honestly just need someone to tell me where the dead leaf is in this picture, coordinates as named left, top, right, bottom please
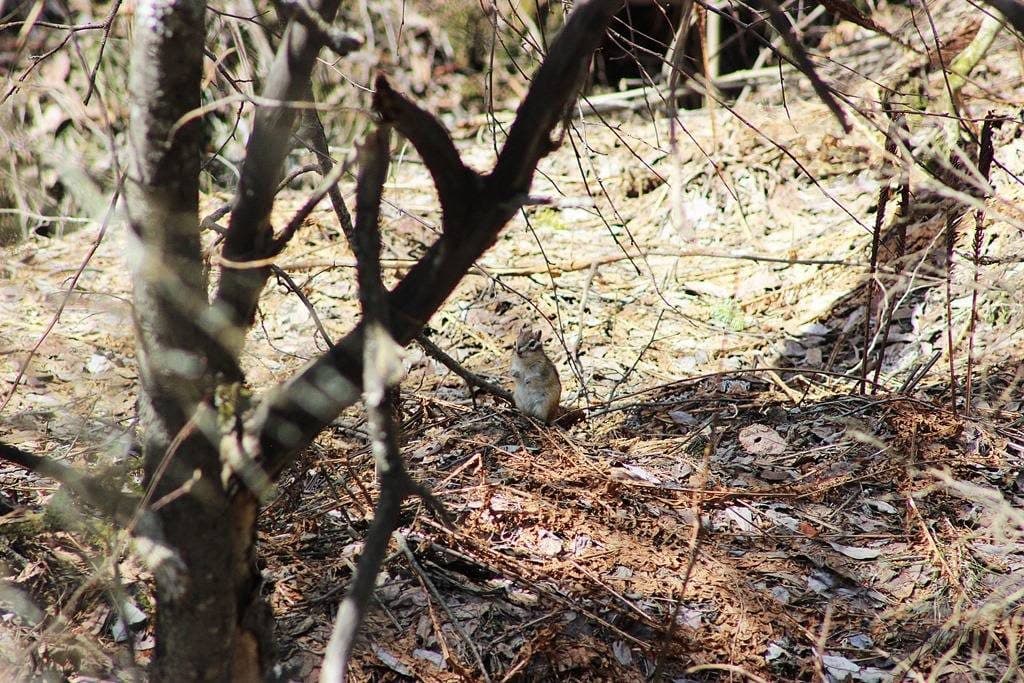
left=828, top=541, right=882, bottom=560
left=373, top=646, right=413, bottom=676
left=611, top=640, right=633, bottom=666
left=739, top=424, right=787, bottom=455
left=609, top=463, right=662, bottom=486
left=536, top=529, right=563, bottom=557
left=723, top=505, right=758, bottom=532
left=798, top=521, right=820, bottom=537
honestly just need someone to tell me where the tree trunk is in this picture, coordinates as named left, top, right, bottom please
left=125, top=1, right=270, bottom=679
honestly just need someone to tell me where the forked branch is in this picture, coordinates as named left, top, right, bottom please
left=215, top=0, right=343, bottom=332
left=373, top=77, right=479, bottom=222
left=250, top=0, right=624, bottom=480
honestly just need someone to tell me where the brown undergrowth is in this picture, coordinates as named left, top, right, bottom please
left=251, top=368, right=1021, bottom=680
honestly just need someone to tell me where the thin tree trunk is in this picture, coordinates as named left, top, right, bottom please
left=125, top=1, right=270, bottom=679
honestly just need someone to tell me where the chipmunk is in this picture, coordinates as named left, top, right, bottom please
left=510, top=328, right=561, bottom=423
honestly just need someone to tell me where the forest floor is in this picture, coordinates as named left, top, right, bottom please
left=3, top=2, right=1024, bottom=681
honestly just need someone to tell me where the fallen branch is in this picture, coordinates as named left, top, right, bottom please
left=416, top=333, right=514, bottom=404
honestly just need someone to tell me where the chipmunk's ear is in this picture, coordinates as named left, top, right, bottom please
left=531, top=330, right=541, bottom=342
left=515, top=328, right=531, bottom=351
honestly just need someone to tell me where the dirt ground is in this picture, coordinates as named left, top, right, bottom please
left=3, top=2, right=1024, bottom=681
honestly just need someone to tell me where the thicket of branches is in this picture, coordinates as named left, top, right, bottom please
left=2, top=0, right=625, bottom=679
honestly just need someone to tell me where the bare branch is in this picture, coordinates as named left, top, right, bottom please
left=267, top=151, right=348, bottom=255
left=0, top=441, right=138, bottom=523
left=320, top=125, right=450, bottom=683
left=815, top=0, right=893, bottom=38
left=250, top=0, right=623, bottom=481
left=0, top=441, right=186, bottom=596
left=297, top=104, right=356, bottom=242
left=278, top=0, right=362, bottom=57
left=270, top=265, right=335, bottom=346
left=416, top=332, right=514, bottom=404
left=318, top=453, right=405, bottom=683
left=397, top=534, right=491, bottom=681
left=276, top=162, right=321, bottom=193
left=278, top=0, right=362, bottom=55
left=491, top=0, right=624, bottom=191
left=758, top=0, right=851, bottom=133
left=215, top=0, right=343, bottom=335
left=980, top=0, right=1024, bottom=34
left=373, top=75, right=480, bottom=224
left=351, top=127, right=391, bottom=315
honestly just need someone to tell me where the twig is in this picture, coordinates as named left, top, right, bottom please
left=899, top=351, right=943, bottom=394
left=321, top=124, right=402, bottom=683
left=80, top=0, right=123, bottom=105
left=609, top=308, right=664, bottom=404
left=965, top=116, right=1001, bottom=414
left=268, top=152, right=348, bottom=255
left=763, top=368, right=802, bottom=405
left=812, top=602, right=833, bottom=682
left=2, top=18, right=82, bottom=105
left=297, top=97, right=356, bottom=243
left=860, top=115, right=901, bottom=394
left=944, top=213, right=960, bottom=414
left=870, top=120, right=913, bottom=395
left=417, top=523, right=654, bottom=652
left=280, top=249, right=867, bottom=276
left=415, top=333, right=514, bottom=404
left=201, top=202, right=232, bottom=231
left=0, top=441, right=138, bottom=524
left=276, top=162, right=322, bottom=193
left=270, top=265, right=335, bottom=347
left=907, top=494, right=965, bottom=598
left=759, top=0, right=851, bottom=133
left=397, top=535, right=491, bottom=682
left=684, top=663, right=768, bottom=682
left=585, top=367, right=895, bottom=420
left=0, top=441, right=186, bottom=594
left=651, top=424, right=713, bottom=679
